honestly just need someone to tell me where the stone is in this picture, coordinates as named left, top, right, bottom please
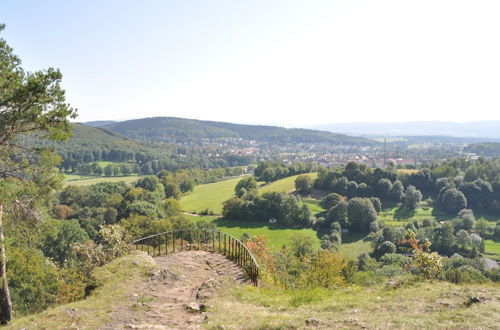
left=305, top=318, right=322, bottom=326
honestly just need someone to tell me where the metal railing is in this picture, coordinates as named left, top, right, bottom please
left=131, top=228, right=259, bottom=286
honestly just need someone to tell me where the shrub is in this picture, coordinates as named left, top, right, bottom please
left=379, top=253, right=412, bottom=267
left=295, top=174, right=313, bottom=195
left=373, top=241, right=396, bottom=259
left=7, top=247, right=60, bottom=315
left=320, top=193, right=343, bottom=210
left=357, top=253, right=378, bottom=271
left=484, top=268, right=500, bottom=282
left=375, top=264, right=404, bottom=278
left=297, top=250, right=346, bottom=288
left=443, top=266, right=488, bottom=284
left=369, top=197, right=382, bottom=214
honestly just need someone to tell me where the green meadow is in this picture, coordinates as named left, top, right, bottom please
left=259, top=172, right=318, bottom=193
left=180, top=177, right=243, bottom=214
left=180, top=173, right=319, bottom=215
left=185, top=214, right=321, bottom=252
left=63, top=175, right=141, bottom=187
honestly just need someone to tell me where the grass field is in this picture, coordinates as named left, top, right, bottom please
left=185, top=215, right=321, bottom=251
left=180, top=177, right=242, bottom=214
left=302, top=198, right=325, bottom=215
left=63, top=174, right=92, bottom=181
left=260, top=173, right=318, bottom=193
left=63, top=175, right=142, bottom=187
left=485, top=239, right=500, bottom=255
left=378, top=201, right=452, bottom=226
left=339, top=232, right=372, bottom=260
left=180, top=173, right=318, bottom=215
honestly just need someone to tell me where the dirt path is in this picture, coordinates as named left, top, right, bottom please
left=101, top=251, right=247, bottom=329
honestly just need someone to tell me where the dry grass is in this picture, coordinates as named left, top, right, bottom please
left=208, top=281, right=500, bottom=329
left=7, top=251, right=159, bottom=329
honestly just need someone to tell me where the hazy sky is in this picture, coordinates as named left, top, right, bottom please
left=2, top=0, right=500, bottom=127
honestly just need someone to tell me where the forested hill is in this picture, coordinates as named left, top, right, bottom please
left=101, top=117, right=377, bottom=145
left=25, top=123, right=143, bottom=153
left=465, top=142, right=500, bottom=157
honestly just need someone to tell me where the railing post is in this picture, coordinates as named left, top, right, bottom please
left=132, top=230, right=259, bottom=287
left=189, top=230, right=192, bottom=251
left=212, top=229, right=215, bottom=252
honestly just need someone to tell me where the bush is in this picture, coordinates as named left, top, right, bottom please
left=374, top=264, right=405, bottom=278
left=484, top=268, right=500, bottom=282
left=369, top=197, right=382, bottom=214
left=320, top=193, right=343, bottom=210
left=295, top=174, right=313, bottom=195
left=443, top=266, right=488, bottom=284
left=357, top=253, right=378, bottom=271
left=373, top=241, right=396, bottom=259
left=297, top=250, right=347, bottom=288
left=379, top=253, right=411, bottom=267
left=347, top=197, right=378, bottom=232
left=7, top=247, right=60, bottom=315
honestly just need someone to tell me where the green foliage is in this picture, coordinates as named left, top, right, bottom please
left=297, top=250, right=346, bottom=288
left=347, top=198, right=378, bottom=232
left=443, top=266, right=488, bottom=284
left=235, top=176, right=258, bottom=197
left=121, top=214, right=173, bottom=241
left=7, top=247, right=60, bottom=315
left=289, top=233, right=315, bottom=258
left=373, top=241, right=396, bottom=259
left=40, top=219, right=89, bottom=265
left=222, top=191, right=312, bottom=227
left=326, top=200, right=348, bottom=227
left=294, top=174, right=313, bottom=195
left=437, top=188, right=467, bottom=214
left=403, top=185, right=422, bottom=210
left=320, top=193, right=343, bottom=210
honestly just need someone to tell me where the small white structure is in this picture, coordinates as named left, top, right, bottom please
left=269, top=218, right=277, bottom=224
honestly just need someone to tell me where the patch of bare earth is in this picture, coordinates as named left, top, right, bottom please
left=101, top=250, right=247, bottom=329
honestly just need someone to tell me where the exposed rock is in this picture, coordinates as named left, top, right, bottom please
left=305, top=318, right=323, bottom=326
left=464, top=296, right=487, bottom=307
left=185, top=301, right=207, bottom=313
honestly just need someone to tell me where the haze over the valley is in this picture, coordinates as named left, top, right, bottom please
left=3, top=0, right=500, bottom=127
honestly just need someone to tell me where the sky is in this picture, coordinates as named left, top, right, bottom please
left=2, top=0, right=500, bottom=127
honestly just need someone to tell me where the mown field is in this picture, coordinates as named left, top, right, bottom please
left=180, top=173, right=318, bottom=214
left=185, top=214, right=321, bottom=252
left=259, top=172, right=318, bottom=193
left=180, top=177, right=243, bottom=214
left=63, top=175, right=141, bottom=187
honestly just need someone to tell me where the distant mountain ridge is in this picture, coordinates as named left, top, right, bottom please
left=313, top=121, right=500, bottom=139
left=100, top=117, right=377, bottom=145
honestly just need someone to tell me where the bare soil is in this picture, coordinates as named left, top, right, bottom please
left=101, top=250, right=247, bottom=329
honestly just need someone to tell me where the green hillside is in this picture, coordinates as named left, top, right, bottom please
left=20, top=123, right=143, bottom=153
left=104, top=117, right=378, bottom=145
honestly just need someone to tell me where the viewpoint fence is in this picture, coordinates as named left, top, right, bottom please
left=131, top=229, right=259, bottom=286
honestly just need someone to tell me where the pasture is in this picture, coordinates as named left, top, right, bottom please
left=184, top=214, right=321, bottom=252
left=180, top=177, right=242, bottom=214
left=180, top=173, right=318, bottom=215
left=259, top=172, right=318, bottom=193
left=63, top=175, right=141, bottom=187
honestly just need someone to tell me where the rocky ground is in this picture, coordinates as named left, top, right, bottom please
left=101, top=250, right=247, bottom=329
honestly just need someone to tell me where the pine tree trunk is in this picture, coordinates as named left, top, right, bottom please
left=0, top=204, right=12, bottom=324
